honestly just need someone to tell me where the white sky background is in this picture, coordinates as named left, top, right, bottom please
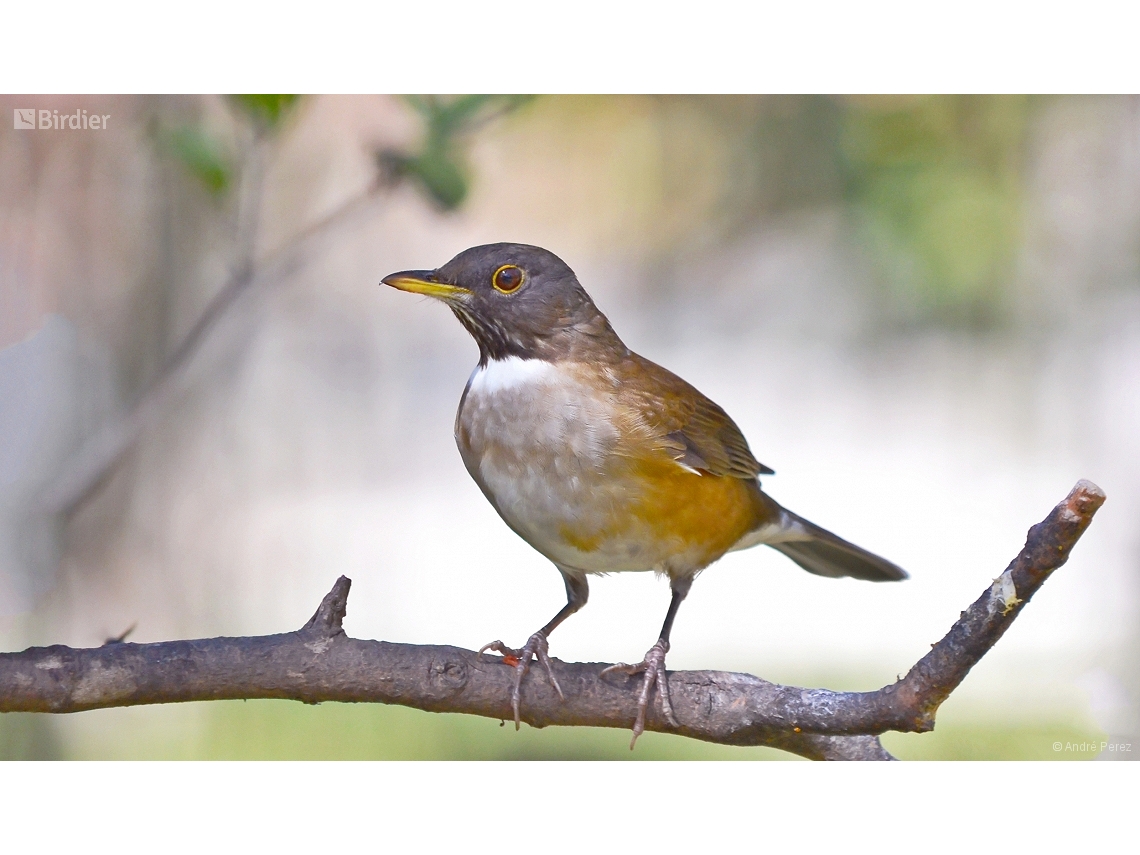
left=5, top=2, right=1140, bottom=94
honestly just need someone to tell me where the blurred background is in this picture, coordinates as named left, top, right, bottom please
left=0, top=94, right=1136, bottom=760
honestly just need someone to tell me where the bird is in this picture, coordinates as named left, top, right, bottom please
left=382, top=243, right=907, bottom=746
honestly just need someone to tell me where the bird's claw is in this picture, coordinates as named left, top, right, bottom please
left=601, top=638, right=678, bottom=748
left=478, top=631, right=564, bottom=728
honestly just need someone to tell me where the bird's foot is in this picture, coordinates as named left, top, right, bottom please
left=600, top=638, right=677, bottom=748
left=478, top=631, right=564, bottom=729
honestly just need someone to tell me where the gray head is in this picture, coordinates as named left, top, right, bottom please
left=382, top=243, right=622, bottom=364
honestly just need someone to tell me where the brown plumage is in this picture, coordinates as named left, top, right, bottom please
left=382, top=242, right=907, bottom=745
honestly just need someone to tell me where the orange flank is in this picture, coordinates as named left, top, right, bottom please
left=629, top=454, right=768, bottom=567
left=558, top=451, right=774, bottom=573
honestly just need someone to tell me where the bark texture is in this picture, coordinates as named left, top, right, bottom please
left=0, top=480, right=1106, bottom=760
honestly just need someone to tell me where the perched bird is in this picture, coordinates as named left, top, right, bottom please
left=382, top=243, right=907, bottom=745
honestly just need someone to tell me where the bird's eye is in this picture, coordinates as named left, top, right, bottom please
left=492, top=264, right=524, bottom=294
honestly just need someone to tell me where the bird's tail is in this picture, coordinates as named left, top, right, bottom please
left=735, top=494, right=908, bottom=582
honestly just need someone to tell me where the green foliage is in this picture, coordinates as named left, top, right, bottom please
left=229, top=94, right=301, bottom=132
left=379, top=95, right=535, bottom=210
left=839, top=96, right=1031, bottom=325
left=882, top=719, right=1107, bottom=761
left=161, top=125, right=234, bottom=196
left=44, top=700, right=794, bottom=760
left=155, top=96, right=301, bottom=197
left=18, top=698, right=1108, bottom=760
left=382, top=145, right=469, bottom=211
left=0, top=712, right=63, bottom=760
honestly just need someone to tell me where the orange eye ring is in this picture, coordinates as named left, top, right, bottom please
left=492, top=264, right=524, bottom=294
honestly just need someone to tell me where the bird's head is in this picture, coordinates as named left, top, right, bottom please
left=382, top=243, right=621, bottom=364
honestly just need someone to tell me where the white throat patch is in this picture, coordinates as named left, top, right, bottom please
left=468, top=356, right=556, bottom=395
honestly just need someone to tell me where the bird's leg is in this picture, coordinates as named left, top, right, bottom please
left=479, top=570, right=588, bottom=729
left=601, top=574, right=692, bottom=748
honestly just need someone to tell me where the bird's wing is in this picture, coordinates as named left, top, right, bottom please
left=618, top=354, right=774, bottom=479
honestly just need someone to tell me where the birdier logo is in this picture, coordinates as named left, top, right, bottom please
left=13, top=108, right=109, bottom=130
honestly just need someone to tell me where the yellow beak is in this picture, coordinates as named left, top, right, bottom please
left=381, top=270, right=472, bottom=302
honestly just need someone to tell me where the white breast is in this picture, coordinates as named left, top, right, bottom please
left=467, top=355, right=556, bottom=397
left=456, top=357, right=627, bottom=571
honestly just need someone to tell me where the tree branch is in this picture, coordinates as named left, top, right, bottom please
left=35, top=183, right=384, bottom=517
left=0, top=480, right=1105, bottom=760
